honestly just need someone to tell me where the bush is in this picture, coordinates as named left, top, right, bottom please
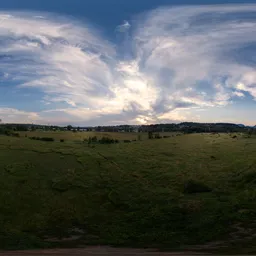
left=183, top=180, right=212, bottom=194
left=91, top=136, right=98, bottom=143
left=3, top=131, right=20, bottom=137
left=163, top=135, right=171, bottom=138
left=41, top=137, right=54, bottom=142
left=0, top=229, right=46, bottom=250
left=4, top=130, right=12, bottom=136
left=99, top=136, right=115, bottom=144
left=238, top=170, right=256, bottom=185
left=11, top=132, right=20, bottom=137
left=98, top=137, right=119, bottom=144
left=60, top=139, right=65, bottom=143
left=29, top=137, right=37, bottom=140
left=87, top=136, right=98, bottom=146
left=148, top=132, right=153, bottom=139
left=29, top=137, right=54, bottom=142
left=123, top=140, right=131, bottom=143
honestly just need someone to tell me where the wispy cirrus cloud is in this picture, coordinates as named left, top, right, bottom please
left=132, top=5, right=256, bottom=114
left=0, top=5, right=255, bottom=125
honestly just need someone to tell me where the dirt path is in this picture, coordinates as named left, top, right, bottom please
left=0, top=247, right=210, bottom=256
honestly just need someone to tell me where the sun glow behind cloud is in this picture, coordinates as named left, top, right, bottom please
left=0, top=5, right=255, bottom=125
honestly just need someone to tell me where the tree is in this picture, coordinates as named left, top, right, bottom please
left=67, top=125, right=72, bottom=131
left=16, top=125, right=28, bottom=131
left=148, top=131, right=153, bottom=139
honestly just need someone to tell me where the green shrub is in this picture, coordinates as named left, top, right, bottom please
left=148, top=131, right=153, bottom=139
left=41, top=137, right=54, bottom=142
left=4, top=130, right=12, bottom=136
left=183, top=180, right=212, bottom=194
left=29, top=137, right=54, bottom=142
left=60, top=139, right=65, bottom=142
left=0, top=229, right=46, bottom=250
left=11, top=132, right=20, bottom=137
left=91, top=136, right=98, bottom=142
left=238, top=171, right=256, bottom=185
left=99, top=136, right=114, bottom=144
left=96, top=137, right=119, bottom=144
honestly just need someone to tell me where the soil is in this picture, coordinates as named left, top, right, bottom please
left=0, top=246, right=210, bottom=256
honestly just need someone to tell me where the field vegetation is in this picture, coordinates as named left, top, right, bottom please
left=0, top=131, right=255, bottom=254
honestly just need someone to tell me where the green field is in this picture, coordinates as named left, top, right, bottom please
left=0, top=132, right=256, bottom=253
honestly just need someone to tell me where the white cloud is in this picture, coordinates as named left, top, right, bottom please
left=132, top=5, right=256, bottom=108
left=233, top=91, right=245, bottom=98
left=0, top=108, right=39, bottom=123
left=236, top=83, right=247, bottom=91
left=0, top=5, right=255, bottom=125
left=115, top=20, right=131, bottom=33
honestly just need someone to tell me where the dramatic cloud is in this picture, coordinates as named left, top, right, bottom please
left=132, top=5, right=256, bottom=113
left=0, top=5, right=255, bottom=125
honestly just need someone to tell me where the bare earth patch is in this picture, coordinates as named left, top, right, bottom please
left=0, top=247, right=209, bottom=256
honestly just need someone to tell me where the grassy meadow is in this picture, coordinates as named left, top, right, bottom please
left=0, top=131, right=256, bottom=253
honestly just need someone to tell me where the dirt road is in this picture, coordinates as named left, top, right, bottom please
left=0, top=247, right=210, bottom=256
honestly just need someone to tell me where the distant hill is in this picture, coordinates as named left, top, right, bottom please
left=1, top=122, right=254, bottom=134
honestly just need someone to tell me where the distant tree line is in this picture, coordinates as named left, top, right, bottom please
left=139, top=123, right=254, bottom=133
left=0, top=122, right=255, bottom=135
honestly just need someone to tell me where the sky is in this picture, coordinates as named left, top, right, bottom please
left=0, top=0, right=255, bottom=126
